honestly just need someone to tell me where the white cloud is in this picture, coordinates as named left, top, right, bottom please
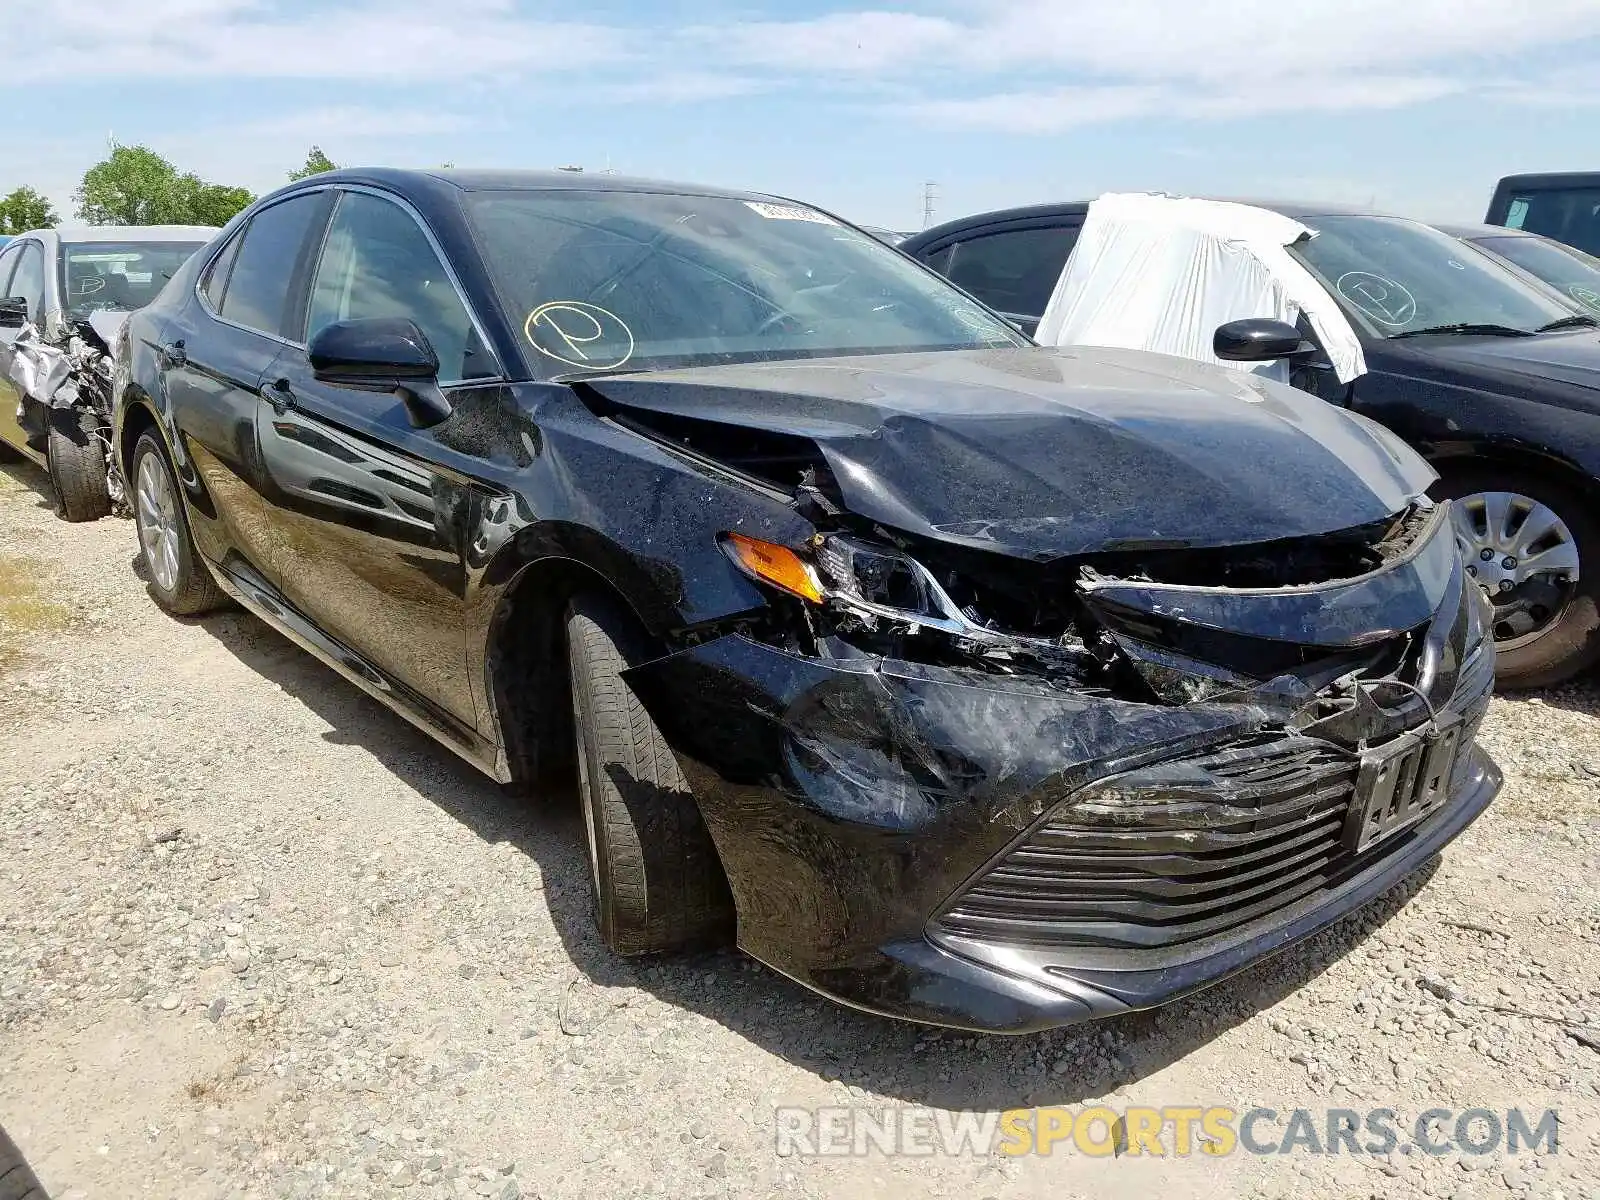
left=3, top=0, right=1596, bottom=142
left=906, top=74, right=1468, bottom=133
left=10, top=0, right=625, bottom=82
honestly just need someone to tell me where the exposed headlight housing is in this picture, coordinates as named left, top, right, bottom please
left=721, top=531, right=1065, bottom=654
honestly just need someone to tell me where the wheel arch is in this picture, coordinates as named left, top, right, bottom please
left=482, top=552, right=666, bottom=792
left=1426, top=438, right=1600, bottom=507
left=117, top=390, right=162, bottom=483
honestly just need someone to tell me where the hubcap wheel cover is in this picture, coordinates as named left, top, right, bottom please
left=135, top=452, right=182, bottom=594
left=1451, top=490, right=1579, bottom=648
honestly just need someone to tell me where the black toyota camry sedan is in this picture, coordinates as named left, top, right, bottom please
left=114, top=170, right=1499, bottom=1032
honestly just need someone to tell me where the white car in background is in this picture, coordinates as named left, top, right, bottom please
left=0, top=225, right=216, bottom=520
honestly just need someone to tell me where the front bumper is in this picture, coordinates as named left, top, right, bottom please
left=626, top=629, right=1499, bottom=1034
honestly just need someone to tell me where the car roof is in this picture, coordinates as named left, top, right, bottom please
left=1433, top=221, right=1535, bottom=240
left=1494, top=172, right=1600, bottom=191
left=280, top=166, right=788, bottom=206
left=904, top=196, right=1422, bottom=249
left=13, top=225, right=220, bottom=244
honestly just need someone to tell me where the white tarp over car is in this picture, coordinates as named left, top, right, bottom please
left=1035, top=193, right=1366, bottom=385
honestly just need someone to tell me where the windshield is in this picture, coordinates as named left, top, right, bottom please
left=1290, top=215, right=1574, bottom=337
left=1473, top=234, right=1600, bottom=316
left=464, top=189, right=1026, bottom=377
left=62, top=241, right=206, bottom=316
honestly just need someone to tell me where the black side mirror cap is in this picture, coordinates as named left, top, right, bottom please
left=308, top=317, right=452, bottom=428
left=1213, top=317, right=1319, bottom=362
left=309, top=317, right=440, bottom=383
left=0, top=296, right=29, bottom=328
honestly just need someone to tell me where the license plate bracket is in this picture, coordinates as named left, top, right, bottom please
left=1343, top=717, right=1462, bottom=854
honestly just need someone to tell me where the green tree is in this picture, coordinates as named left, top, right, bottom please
left=171, top=177, right=255, bottom=226
left=73, top=144, right=255, bottom=227
left=0, top=186, right=58, bottom=234
left=288, top=146, right=339, bottom=181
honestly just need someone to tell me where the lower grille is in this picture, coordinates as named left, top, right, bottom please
left=933, top=726, right=1460, bottom=952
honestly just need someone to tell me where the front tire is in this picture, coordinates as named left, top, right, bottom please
left=1435, top=465, right=1600, bottom=688
left=46, top=409, right=111, bottom=523
left=130, top=430, right=228, bottom=617
left=565, top=593, right=733, bottom=954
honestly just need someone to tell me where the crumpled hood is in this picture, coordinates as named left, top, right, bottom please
left=584, top=347, right=1435, bottom=558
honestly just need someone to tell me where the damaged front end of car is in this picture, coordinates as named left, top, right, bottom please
left=8, top=313, right=125, bottom=509
left=556, top=350, right=1497, bottom=1031
left=615, top=448, right=1495, bottom=1033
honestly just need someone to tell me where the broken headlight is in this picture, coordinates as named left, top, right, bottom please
left=725, top=531, right=958, bottom=628
left=722, top=531, right=1051, bottom=653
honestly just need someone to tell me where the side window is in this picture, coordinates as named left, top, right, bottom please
left=1511, top=189, right=1600, bottom=257
left=9, top=243, right=46, bottom=323
left=945, top=226, right=1079, bottom=319
left=219, top=193, right=328, bottom=339
left=307, top=192, right=493, bottom=382
left=0, top=244, right=22, bottom=299
left=201, top=231, right=243, bottom=310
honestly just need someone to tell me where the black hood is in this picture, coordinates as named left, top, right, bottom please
left=583, top=347, right=1433, bottom=559
left=1370, top=328, right=1600, bottom=407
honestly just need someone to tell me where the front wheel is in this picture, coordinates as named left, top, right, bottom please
left=130, top=430, right=228, bottom=617
left=1435, top=466, right=1600, bottom=688
left=565, top=593, right=733, bottom=954
left=46, top=409, right=111, bottom=522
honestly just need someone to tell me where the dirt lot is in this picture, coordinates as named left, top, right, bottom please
left=2, top=455, right=1599, bottom=1200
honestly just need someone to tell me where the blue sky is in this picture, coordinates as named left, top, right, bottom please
left=8, top=0, right=1600, bottom=231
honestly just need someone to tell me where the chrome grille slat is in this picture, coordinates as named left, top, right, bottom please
left=935, top=701, right=1485, bottom=951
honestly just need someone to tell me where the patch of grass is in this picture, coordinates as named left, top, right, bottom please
left=0, top=553, right=76, bottom=672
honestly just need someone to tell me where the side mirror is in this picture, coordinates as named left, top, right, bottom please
left=309, top=317, right=440, bottom=381
left=0, top=296, right=29, bottom=328
left=1214, top=317, right=1318, bottom=362
left=308, top=317, right=451, bottom=427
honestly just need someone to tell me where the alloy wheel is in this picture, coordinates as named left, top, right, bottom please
left=1451, top=490, right=1579, bottom=647
left=136, top=452, right=182, bottom=594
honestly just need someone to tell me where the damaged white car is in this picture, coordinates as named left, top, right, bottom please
left=0, top=226, right=216, bottom=520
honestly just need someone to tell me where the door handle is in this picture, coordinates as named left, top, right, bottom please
left=265, top=377, right=294, bottom=416
left=156, top=339, right=186, bottom=369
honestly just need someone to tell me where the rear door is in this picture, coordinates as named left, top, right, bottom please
left=253, top=186, right=504, bottom=726
left=912, top=220, right=1082, bottom=334
left=155, top=189, right=334, bottom=585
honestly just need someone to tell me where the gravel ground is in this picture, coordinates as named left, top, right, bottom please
left=2, top=456, right=1599, bottom=1200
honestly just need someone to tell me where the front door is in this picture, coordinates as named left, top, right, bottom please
left=253, top=187, right=504, bottom=729
left=0, top=240, right=47, bottom=461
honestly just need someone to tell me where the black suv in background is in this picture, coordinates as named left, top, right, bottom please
left=1487, top=173, right=1600, bottom=256
left=903, top=201, right=1600, bottom=688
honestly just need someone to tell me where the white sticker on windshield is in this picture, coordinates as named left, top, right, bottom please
left=69, top=252, right=143, bottom=263
left=745, top=201, right=835, bottom=224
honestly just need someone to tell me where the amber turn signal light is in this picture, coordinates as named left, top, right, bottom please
left=722, top=533, right=824, bottom=604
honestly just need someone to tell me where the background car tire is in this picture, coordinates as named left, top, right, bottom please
left=0, top=1124, right=48, bottom=1200
left=565, top=593, right=733, bottom=955
left=1435, top=465, right=1600, bottom=688
left=130, top=430, right=229, bottom=617
left=45, top=409, right=111, bottom=523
